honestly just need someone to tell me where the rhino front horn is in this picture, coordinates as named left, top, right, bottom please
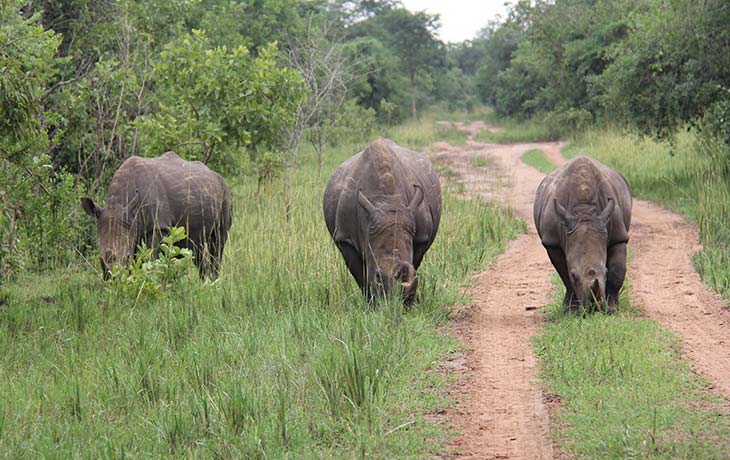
left=591, top=278, right=601, bottom=299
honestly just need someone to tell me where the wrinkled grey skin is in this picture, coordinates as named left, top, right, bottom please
left=323, top=138, right=442, bottom=303
left=81, top=152, right=232, bottom=279
left=534, top=155, right=632, bottom=312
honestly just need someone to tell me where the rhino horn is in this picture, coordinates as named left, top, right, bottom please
left=591, top=278, right=602, bottom=300
left=598, top=198, right=615, bottom=224
left=553, top=199, right=575, bottom=224
left=407, top=185, right=424, bottom=212
left=357, top=190, right=378, bottom=215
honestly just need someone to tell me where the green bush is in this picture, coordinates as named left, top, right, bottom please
left=135, top=31, right=305, bottom=171
left=540, top=108, right=594, bottom=139
left=108, top=227, right=195, bottom=300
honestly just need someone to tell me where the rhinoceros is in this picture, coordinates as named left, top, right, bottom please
left=533, top=154, right=632, bottom=312
left=323, top=138, right=442, bottom=303
left=81, top=152, right=232, bottom=279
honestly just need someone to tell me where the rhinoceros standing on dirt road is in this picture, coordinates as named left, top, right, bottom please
left=533, top=154, right=632, bottom=312
left=323, top=138, right=442, bottom=303
left=81, top=152, right=232, bottom=279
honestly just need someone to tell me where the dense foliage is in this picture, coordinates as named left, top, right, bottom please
left=469, top=0, right=730, bottom=144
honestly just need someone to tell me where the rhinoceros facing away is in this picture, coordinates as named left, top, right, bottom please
left=323, top=138, right=442, bottom=303
left=533, top=154, right=632, bottom=312
left=81, top=152, right=232, bottom=279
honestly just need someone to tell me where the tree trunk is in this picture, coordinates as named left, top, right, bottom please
left=409, top=69, right=417, bottom=120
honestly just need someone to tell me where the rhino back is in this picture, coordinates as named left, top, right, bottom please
left=109, top=153, right=230, bottom=241
left=534, top=155, right=631, bottom=248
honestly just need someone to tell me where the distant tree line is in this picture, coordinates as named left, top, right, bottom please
left=457, top=0, right=730, bottom=145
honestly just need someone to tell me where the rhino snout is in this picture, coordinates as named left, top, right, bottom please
left=590, top=278, right=603, bottom=300
left=100, top=248, right=132, bottom=277
left=394, top=262, right=415, bottom=282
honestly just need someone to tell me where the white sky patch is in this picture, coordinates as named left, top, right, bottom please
left=400, top=0, right=515, bottom=43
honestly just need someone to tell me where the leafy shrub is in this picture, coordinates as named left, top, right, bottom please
left=135, top=31, right=305, bottom=171
left=108, top=227, right=195, bottom=300
left=540, top=108, right=594, bottom=139
left=325, top=99, right=378, bottom=146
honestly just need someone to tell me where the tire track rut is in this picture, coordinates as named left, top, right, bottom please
left=432, top=138, right=563, bottom=459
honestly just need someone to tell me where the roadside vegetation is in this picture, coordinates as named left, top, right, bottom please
left=385, top=113, right=468, bottom=150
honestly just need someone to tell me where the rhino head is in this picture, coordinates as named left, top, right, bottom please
left=81, top=192, right=140, bottom=278
left=357, top=185, right=423, bottom=304
left=554, top=197, right=615, bottom=310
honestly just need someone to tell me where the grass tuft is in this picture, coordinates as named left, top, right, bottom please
left=385, top=114, right=467, bottom=150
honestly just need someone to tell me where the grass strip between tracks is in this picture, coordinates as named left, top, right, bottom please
left=533, top=277, right=730, bottom=459
left=521, top=148, right=557, bottom=174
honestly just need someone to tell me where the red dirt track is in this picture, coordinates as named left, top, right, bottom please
left=430, top=122, right=730, bottom=459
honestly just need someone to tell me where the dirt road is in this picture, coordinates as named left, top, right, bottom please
left=430, top=122, right=730, bottom=459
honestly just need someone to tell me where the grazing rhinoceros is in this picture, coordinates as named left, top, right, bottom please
left=81, top=152, right=232, bottom=279
left=323, top=138, right=442, bottom=303
left=533, top=154, right=632, bottom=312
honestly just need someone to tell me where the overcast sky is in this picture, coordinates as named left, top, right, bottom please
left=400, top=0, right=515, bottom=43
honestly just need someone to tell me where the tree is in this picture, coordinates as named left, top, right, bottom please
left=597, top=0, right=730, bottom=141
left=1, top=1, right=85, bottom=274
left=378, top=8, right=442, bottom=119
left=286, top=16, right=354, bottom=180
left=136, top=30, right=304, bottom=171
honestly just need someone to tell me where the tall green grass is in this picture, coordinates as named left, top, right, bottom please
left=566, top=129, right=730, bottom=301
left=533, top=275, right=730, bottom=459
left=535, top=278, right=730, bottom=458
left=385, top=113, right=467, bottom=149
left=0, top=141, right=523, bottom=458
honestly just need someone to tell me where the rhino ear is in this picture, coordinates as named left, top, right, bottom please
left=553, top=199, right=575, bottom=228
left=81, top=197, right=101, bottom=219
left=357, top=190, right=378, bottom=215
left=598, top=198, right=615, bottom=225
left=407, top=185, right=424, bottom=212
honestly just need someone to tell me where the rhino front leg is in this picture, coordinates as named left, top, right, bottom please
left=546, top=246, right=578, bottom=311
left=605, top=242, right=627, bottom=312
left=337, top=242, right=365, bottom=293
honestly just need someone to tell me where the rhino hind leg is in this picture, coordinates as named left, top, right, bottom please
left=206, top=224, right=228, bottom=280
left=605, top=243, right=627, bottom=312
left=546, top=247, right=579, bottom=311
